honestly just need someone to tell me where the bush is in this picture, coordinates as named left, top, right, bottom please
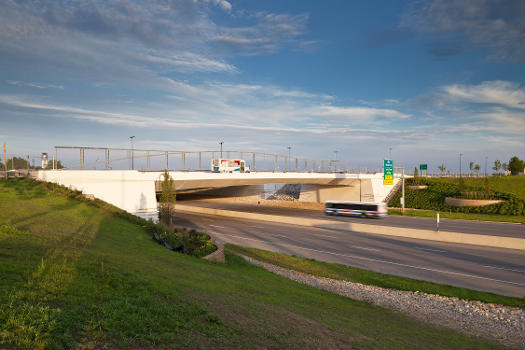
left=388, top=178, right=525, bottom=216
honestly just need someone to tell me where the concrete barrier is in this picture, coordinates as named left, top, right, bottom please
left=175, top=204, right=525, bottom=251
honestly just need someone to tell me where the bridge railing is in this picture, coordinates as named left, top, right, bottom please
left=51, top=146, right=353, bottom=173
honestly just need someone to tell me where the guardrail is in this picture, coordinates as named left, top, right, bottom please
left=52, top=146, right=355, bottom=173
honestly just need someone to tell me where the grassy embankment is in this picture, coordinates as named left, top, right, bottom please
left=388, top=176, right=525, bottom=223
left=227, top=245, right=525, bottom=308
left=0, top=179, right=514, bottom=349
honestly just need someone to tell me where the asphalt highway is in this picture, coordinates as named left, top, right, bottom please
left=173, top=208, right=525, bottom=297
left=181, top=200, right=524, bottom=238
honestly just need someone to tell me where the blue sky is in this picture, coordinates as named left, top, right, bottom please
left=0, top=0, right=523, bottom=171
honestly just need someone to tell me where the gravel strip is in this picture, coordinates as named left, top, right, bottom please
left=241, top=255, right=525, bottom=348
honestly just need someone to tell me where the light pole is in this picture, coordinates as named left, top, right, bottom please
left=287, top=146, right=291, bottom=172
left=459, top=153, right=463, bottom=178
left=219, top=141, right=224, bottom=158
left=129, top=136, right=135, bottom=170
left=389, top=147, right=392, bottom=159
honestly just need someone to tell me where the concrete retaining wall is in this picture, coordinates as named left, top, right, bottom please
left=175, top=204, right=525, bottom=251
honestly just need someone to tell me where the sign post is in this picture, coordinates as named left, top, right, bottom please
left=2, top=143, right=6, bottom=178
left=384, top=159, right=394, bottom=185
left=420, top=163, right=428, bottom=176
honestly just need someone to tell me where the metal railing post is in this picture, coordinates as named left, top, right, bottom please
left=295, top=158, right=298, bottom=172
left=146, top=151, right=150, bottom=170
left=274, top=155, right=277, bottom=172
left=165, top=152, right=168, bottom=170
left=182, top=152, right=185, bottom=169
left=252, top=153, right=256, bottom=171
left=198, top=152, right=202, bottom=169
left=402, top=167, right=405, bottom=214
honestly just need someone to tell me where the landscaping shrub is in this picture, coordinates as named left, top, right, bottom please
left=388, top=178, right=525, bottom=216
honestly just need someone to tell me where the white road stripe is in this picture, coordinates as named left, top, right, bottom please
left=414, top=247, right=447, bottom=253
left=270, top=233, right=289, bottom=238
left=209, top=224, right=225, bottom=229
left=351, top=245, right=381, bottom=252
left=483, top=265, right=524, bottom=273
left=216, top=232, right=524, bottom=287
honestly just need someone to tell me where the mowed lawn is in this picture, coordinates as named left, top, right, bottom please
left=0, top=179, right=510, bottom=349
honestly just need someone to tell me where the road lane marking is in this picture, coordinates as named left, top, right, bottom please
left=249, top=225, right=266, bottom=229
left=414, top=247, right=447, bottom=253
left=215, top=232, right=524, bottom=287
left=483, top=265, right=524, bottom=273
left=351, top=245, right=381, bottom=252
left=270, top=233, right=289, bottom=238
left=209, top=224, right=225, bottom=229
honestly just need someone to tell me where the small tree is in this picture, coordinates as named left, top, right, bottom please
left=474, top=164, right=480, bottom=176
left=469, top=161, right=474, bottom=175
left=502, top=162, right=509, bottom=175
left=413, top=167, right=419, bottom=184
left=492, top=160, right=501, bottom=174
left=437, top=164, right=446, bottom=174
left=160, top=170, right=176, bottom=228
left=508, top=156, right=525, bottom=176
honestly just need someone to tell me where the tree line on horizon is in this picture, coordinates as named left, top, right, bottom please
left=0, top=156, right=64, bottom=171
left=416, top=155, right=525, bottom=177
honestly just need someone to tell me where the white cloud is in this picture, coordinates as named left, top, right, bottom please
left=317, top=106, right=410, bottom=120
left=213, top=12, right=309, bottom=54
left=6, top=80, right=64, bottom=90
left=401, top=0, right=524, bottom=61
left=442, top=81, right=524, bottom=109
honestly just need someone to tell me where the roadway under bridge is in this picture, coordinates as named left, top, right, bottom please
left=34, top=170, right=401, bottom=219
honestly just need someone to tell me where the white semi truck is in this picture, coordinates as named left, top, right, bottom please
left=211, top=159, right=250, bottom=173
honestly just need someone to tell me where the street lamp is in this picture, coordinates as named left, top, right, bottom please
left=219, top=141, right=224, bottom=158
left=287, top=146, right=291, bottom=172
left=129, top=136, right=135, bottom=170
left=459, top=153, right=463, bottom=177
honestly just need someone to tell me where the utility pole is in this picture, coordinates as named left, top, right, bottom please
left=129, top=136, right=135, bottom=170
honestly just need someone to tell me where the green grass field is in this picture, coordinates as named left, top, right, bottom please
left=436, top=176, right=525, bottom=200
left=227, top=245, right=525, bottom=308
left=388, top=176, right=525, bottom=222
left=0, top=179, right=513, bottom=349
left=388, top=208, right=525, bottom=224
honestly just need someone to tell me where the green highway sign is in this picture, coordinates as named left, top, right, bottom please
left=384, top=159, right=393, bottom=185
left=420, top=164, right=427, bottom=171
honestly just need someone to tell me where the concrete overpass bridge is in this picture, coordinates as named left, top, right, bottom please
left=34, top=146, right=402, bottom=219
left=34, top=170, right=401, bottom=219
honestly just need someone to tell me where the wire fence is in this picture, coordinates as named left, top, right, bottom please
left=51, top=146, right=356, bottom=173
